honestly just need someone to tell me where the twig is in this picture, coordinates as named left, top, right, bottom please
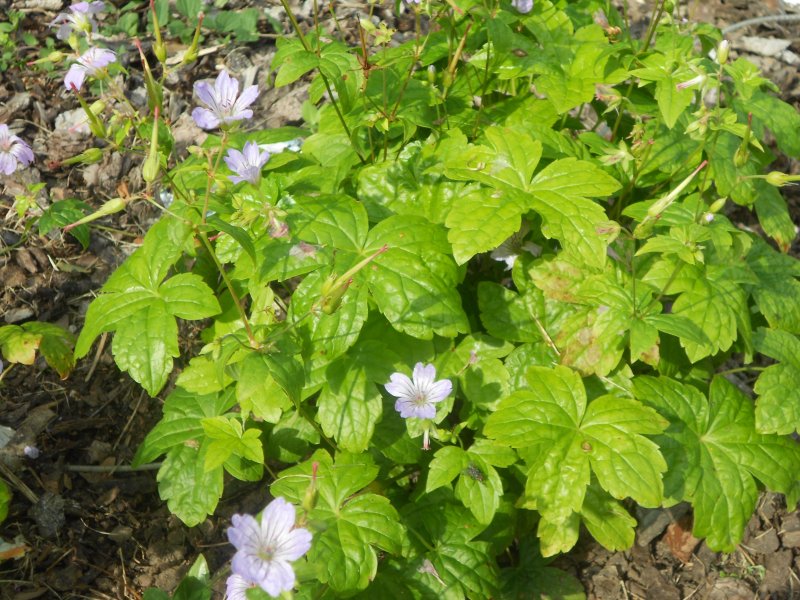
left=65, top=462, right=162, bottom=473
left=84, top=331, right=107, bottom=383
left=0, top=461, right=38, bottom=503
left=722, top=13, right=800, bottom=34
left=112, top=390, right=146, bottom=451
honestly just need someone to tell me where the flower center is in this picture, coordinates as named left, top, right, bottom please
left=414, top=392, right=427, bottom=406
left=257, top=545, right=276, bottom=562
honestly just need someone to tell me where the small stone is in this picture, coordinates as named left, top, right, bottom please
left=745, top=528, right=779, bottom=554
left=780, top=529, right=800, bottom=548
left=30, top=492, right=65, bottom=538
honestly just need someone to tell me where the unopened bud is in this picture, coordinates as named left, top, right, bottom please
left=28, top=50, right=66, bottom=66
left=150, top=0, right=167, bottom=65
left=765, top=171, right=800, bottom=187
left=427, top=64, right=436, bottom=85
left=733, top=143, right=750, bottom=168
left=62, top=147, right=104, bottom=165
left=182, top=13, right=205, bottom=65
left=708, top=197, right=727, bottom=214
left=63, top=197, right=129, bottom=231
left=301, top=462, right=319, bottom=513
left=89, top=100, right=106, bottom=116
left=320, top=276, right=352, bottom=315
left=142, top=108, right=160, bottom=183
left=717, top=40, right=729, bottom=65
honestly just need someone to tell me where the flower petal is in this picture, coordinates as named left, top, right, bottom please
left=226, top=574, right=255, bottom=600
left=276, top=527, right=312, bottom=562
left=426, top=379, right=452, bottom=403
left=385, top=372, right=415, bottom=400
left=412, top=363, right=437, bottom=387
left=0, top=154, right=16, bottom=175
left=227, top=513, right=261, bottom=551
left=64, top=64, right=87, bottom=90
left=260, top=497, right=296, bottom=543
left=192, top=107, right=220, bottom=130
left=258, top=560, right=296, bottom=597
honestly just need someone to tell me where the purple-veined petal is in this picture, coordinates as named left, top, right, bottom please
left=228, top=513, right=262, bottom=551
left=427, top=379, right=452, bottom=403
left=192, top=107, right=220, bottom=130
left=0, top=154, right=15, bottom=175
left=277, top=527, right=313, bottom=562
left=64, top=64, right=87, bottom=90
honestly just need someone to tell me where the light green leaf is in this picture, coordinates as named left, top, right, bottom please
left=312, top=519, right=377, bottom=592
left=427, top=446, right=468, bottom=493
left=747, top=239, right=800, bottom=334
left=454, top=455, right=502, bottom=525
left=753, top=328, right=800, bottom=435
left=364, top=216, right=468, bottom=339
left=339, top=494, right=404, bottom=555
left=634, top=375, right=800, bottom=551
left=74, top=289, right=157, bottom=358
left=537, top=512, right=580, bottom=557
left=159, top=273, right=221, bottom=320
left=580, top=485, right=636, bottom=551
left=112, top=300, right=178, bottom=396
left=158, top=444, right=223, bottom=527
left=655, top=76, right=694, bottom=129
left=528, top=158, right=621, bottom=269
left=445, top=188, right=528, bottom=265
left=289, top=194, right=368, bottom=252
left=0, top=479, right=10, bottom=525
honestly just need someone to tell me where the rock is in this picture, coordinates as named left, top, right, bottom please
left=636, top=504, right=691, bottom=546
left=30, top=492, right=65, bottom=538
left=739, top=37, right=792, bottom=58
left=746, top=528, right=780, bottom=554
left=760, top=549, right=792, bottom=596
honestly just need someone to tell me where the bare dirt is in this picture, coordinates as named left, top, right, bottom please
left=1, top=1, right=800, bottom=598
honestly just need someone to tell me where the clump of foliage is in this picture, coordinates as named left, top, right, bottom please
left=4, top=0, right=800, bottom=596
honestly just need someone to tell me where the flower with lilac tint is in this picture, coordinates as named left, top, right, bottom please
left=512, top=0, right=533, bottom=13
left=226, top=574, right=258, bottom=600
left=227, top=497, right=312, bottom=597
left=50, top=1, right=105, bottom=40
left=192, top=70, right=259, bottom=130
left=64, top=47, right=116, bottom=91
left=224, top=141, right=270, bottom=185
left=386, top=363, right=452, bottom=420
left=0, top=124, right=34, bottom=175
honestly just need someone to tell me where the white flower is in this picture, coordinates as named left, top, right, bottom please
left=385, top=363, right=452, bottom=420
left=227, top=497, right=312, bottom=597
left=490, top=222, right=541, bottom=270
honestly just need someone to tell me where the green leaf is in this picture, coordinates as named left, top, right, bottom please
left=427, top=446, right=468, bottom=493
left=312, top=520, right=377, bottom=592
left=655, top=75, right=694, bottom=129
left=0, top=479, right=10, bottom=525
left=445, top=188, right=528, bottom=265
left=133, top=388, right=234, bottom=465
left=500, top=538, right=586, bottom=600
left=112, top=300, right=179, bottom=397
left=753, top=328, right=800, bottom=435
left=158, top=444, right=224, bottom=527
left=159, top=273, right=221, bottom=320
left=537, top=512, right=580, bottom=557
left=580, top=484, right=636, bottom=551
left=273, top=37, right=320, bottom=87
left=317, top=353, right=383, bottom=453
left=734, top=90, right=800, bottom=157
left=0, top=322, right=75, bottom=377
left=454, top=454, right=503, bottom=525
left=486, top=366, right=666, bottom=543
left=289, top=194, right=368, bottom=252
left=39, top=199, right=91, bottom=249
left=634, top=376, right=800, bottom=551
left=477, top=282, right=542, bottom=343
left=528, top=158, right=621, bottom=269
left=442, top=127, right=543, bottom=193
left=747, top=239, right=800, bottom=334
left=365, top=216, right=468, bottom=339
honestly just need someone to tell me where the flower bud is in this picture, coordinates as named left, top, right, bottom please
left=28, top=50, right=66, bottom=66
left=427, top=64, right=436, bottom=85
left=89, top=100, right=106, bottom=116
left=142, top=108, right=160, bottom=183
left=765, top=171, right=800, bottom=187
left=733, top=143, right=750, bottom=168
left=61, top=147, right=103, bottom=165
left=182, top=13, right=205, bottom=65
left=63, top=197, right=129, bottom=231
left=320, top=277, right=352, bottom=315
left=150, top=0, right=167, bottom=65
left=717, top=40, right=729, bottom=65
left=708, top=197, right=727, bottom=214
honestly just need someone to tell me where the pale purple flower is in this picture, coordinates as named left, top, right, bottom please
left=224, top=141, right=270, bottom=185
left=0, top=124, right=34, bottom=175
left=490, top=222, right=542, bottom=270
left=64, top=47, right=116, bottom=91
left=192, top=70, right=259, bottom=130
left=512, top=0, right=533, bottom=13
left=226, top=574, right=258, bottom=600
left=227, top=497, right=312, bottom=597
left=386, top=363, right=452, bottom=420
left=50, top=1, right=105, bottom=40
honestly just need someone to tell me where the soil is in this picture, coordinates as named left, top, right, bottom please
left=1, top=1, right=800, bottom=598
